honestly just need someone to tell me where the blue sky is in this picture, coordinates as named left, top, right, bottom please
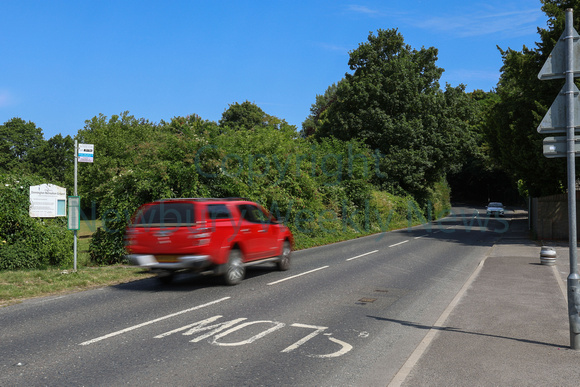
left=1, top=0, right=547, bottom=139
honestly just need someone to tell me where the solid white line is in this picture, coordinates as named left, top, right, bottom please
left=346, top=250, right=379, bottom=261
left=79, top=297, right=231, bottom=345
left=267, top=266, right=329, bottom=286
left=387, top=255, right=488, bottom=387
left=389, top=240, right=409, bottom=248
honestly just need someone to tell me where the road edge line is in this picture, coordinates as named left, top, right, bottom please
left=387, top=252, right=490, bottom=387
left=551, top=264, right=568, bottom=305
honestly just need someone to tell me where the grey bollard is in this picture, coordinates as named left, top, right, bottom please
left=540, top=246, right=557, bottom=266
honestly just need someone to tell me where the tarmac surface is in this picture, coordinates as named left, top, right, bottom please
left=389, top=210, right=580, bottom=386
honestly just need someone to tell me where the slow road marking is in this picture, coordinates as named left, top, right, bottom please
left=80, top=297, right=230, bottom=345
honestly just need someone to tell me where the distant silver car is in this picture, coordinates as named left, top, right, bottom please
left=486, top=202, right=505, bottom=217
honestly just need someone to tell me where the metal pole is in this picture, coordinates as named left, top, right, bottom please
left=565, top=8, right=580, bottom=350
left=74, top=140, right=78, bottom=272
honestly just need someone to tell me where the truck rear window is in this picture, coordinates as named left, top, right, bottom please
left=133, top=202, right=195, bottom=227
left=207, top=204, right=232, bottom=220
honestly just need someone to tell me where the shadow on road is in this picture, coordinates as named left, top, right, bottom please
left=111, top=265, right=276, bottom=293
left=367, top=315, right=564, bottom=349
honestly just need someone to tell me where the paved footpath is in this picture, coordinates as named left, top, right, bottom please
left=389, top=211, right=580, bottom=387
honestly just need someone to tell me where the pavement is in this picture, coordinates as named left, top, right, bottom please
left=389, top=210, right=580, bottom=387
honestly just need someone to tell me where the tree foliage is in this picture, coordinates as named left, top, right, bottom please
left=76, top=112, right=163, bottom=207
left=484, top=0, right=579, bottom=197
left=219, top=100, right=287, bottom=130
left=302, top=83, right=339, bottom=137
left=0, top=118, right=44, bottom=172
left=313, top=29, right=477, bottom=202
left=28, top=134, right=75, bottom=186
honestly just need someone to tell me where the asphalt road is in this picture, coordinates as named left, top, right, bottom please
left=0, top=206, right=508, bottom=386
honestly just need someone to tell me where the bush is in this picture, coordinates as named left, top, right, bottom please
left=0, top=243, right=39, bottom=270
left=89, top=227, right=127, bottom=266
left=0, top=173, right=73, bottom=270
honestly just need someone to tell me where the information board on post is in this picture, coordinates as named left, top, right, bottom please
left=68, top=196, right=80, bottom=230
left=78, top=144, right=94, bottom=163
left=29, top=184, right=67, bottom=218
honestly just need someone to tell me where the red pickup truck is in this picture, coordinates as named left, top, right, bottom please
left=125, top=198, right=293, bottom=285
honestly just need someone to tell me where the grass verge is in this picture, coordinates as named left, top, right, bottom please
left=0, top=265, right=154, bottom=307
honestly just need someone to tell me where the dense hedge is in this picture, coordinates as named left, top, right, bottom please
left=87, top=121, right=452, bottom=263
left=0, top=117, right=452, bottom=269
left=0, top=173, right=73, bottom=270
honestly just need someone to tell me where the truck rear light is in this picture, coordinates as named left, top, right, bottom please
left=124, top=229, right=138, bottom=246
left=188, top=228, right=212, bottom=246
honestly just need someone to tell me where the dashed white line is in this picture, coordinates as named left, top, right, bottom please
left=346, top=250, right=379, bottom=261
left=414, top=234, right=429, bottom=240
left=79, top=297, right=231, bottom=345
left=389, top=240, right=409, bottom=248
left=267, top=266, right=330, bottom=286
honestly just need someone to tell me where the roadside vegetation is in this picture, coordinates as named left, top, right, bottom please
left=0, top=1, right=571, bottom=305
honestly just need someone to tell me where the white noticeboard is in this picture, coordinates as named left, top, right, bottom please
left=78, top=143, right=94, bottom=163
left=29, top=184, right=67, bottom=218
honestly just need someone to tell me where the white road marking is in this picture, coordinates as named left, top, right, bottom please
left=154, top=315, right=241, bottom=339
left=346, top=250, right=379, bottom=261
left=282, top=324, right=327, bottom=353
left=79, top=297, right=231, bottom=345
left=310, top=336, right=353, bottom=358
left=389, top=240, right=409, bottom=248
left=267, top=266, right=329, bottom=286
left=211, top=321, right=286, bottom=346
left=388, top=254, right=489, bottom=387
left=281, top=323, right=353, bottom=358
left=414, top=234, right=428, bottom=239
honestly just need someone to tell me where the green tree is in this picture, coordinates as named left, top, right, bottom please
left=315, top=29, right=476, bottom=201
left=76, top=112, right=161, bottom=209
left=28, top=134, right=74, bottom=186
left=219, top=101, right=287, bottom=130
left=87, top=114, right=218, bottom=264
left=484, top=0, right=575, bottom=197
left=0, top=117, right=44, bottom=172
left=302, top=82, right=339, bottom=137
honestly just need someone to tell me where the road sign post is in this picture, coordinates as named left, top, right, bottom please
left=538, top=8, right=580, bottom=350
left=72, top=140, right=94, bottom=272
left=543, top=135, right=580, bottom=157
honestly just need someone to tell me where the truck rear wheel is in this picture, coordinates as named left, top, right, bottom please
left=223, top=249, right=245, bottom=285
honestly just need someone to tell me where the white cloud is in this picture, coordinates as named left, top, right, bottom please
left=410, top=7, right=543, bottom=39
left=0, top=90, right=15, bottom=107
left=343, top=3, right=543, bottom=39
left=345, top=4, right=380, bottom=15
left=0, top=89, right=19, bottom=108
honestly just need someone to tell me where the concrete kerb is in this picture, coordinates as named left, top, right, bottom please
left=387, top=246, right=492, bottom=387
left=389, top=213, right=577, bottom=387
